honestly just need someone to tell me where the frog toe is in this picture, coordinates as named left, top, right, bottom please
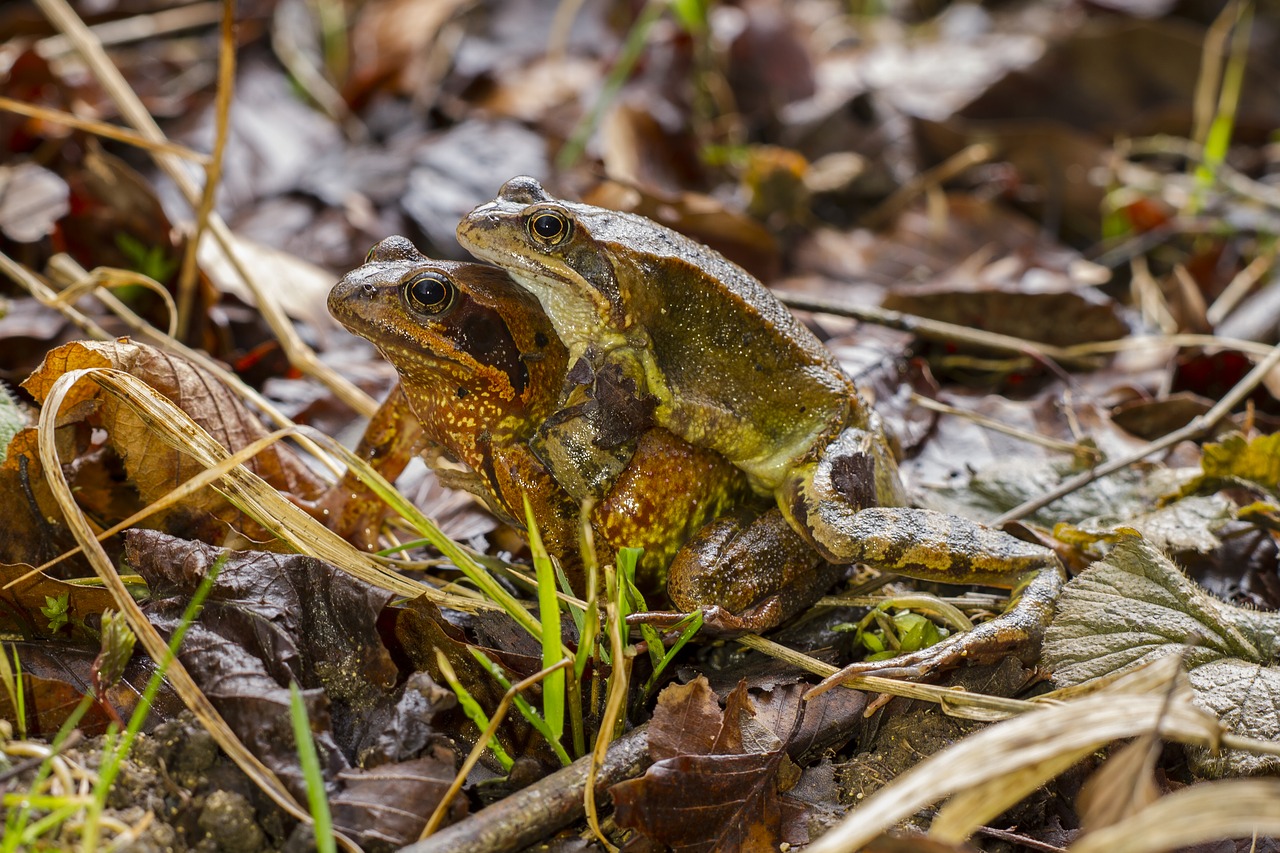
left=811, top=569, right=1062, bottom=690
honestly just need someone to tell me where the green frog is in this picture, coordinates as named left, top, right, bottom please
left=457, top=178, right=1064, bottom=680
left=324, top=237, right=833, bottom=623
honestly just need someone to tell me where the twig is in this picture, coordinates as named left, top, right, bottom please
left=777, top=291, right=1081, bottom=364
left=0, top=97, right=207, bottom=162
left=402, top=724, right=652, bottom=853
left=992, top=338, right=1280, bottom=525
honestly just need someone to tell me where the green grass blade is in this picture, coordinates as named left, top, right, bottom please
left=556, top=0, right=666, bottom=169
left=289, top=682, right=336, bottom=853
left=523, top=495, right=565, bottom=740
left=469, top=648, right=572, bottom=766
left=435, top=649, right=513, bottom=770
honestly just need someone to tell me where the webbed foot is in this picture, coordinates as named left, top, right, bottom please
left=809, top=563, right=1063, bottom=692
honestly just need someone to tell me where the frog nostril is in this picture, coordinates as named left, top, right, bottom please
left=362, top=283, right=377, bottom=297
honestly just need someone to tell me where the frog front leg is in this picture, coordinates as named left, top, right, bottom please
left=780, top=427, right=1065, bottom=681
left=305, top=383, right=425, bottom=549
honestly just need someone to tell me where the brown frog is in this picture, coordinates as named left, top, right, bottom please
left=456, top=178, right=1064, bottom=680
left=324, top=237, right=832, bottom=622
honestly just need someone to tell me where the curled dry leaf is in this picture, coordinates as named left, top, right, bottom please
left=19, top=339, right=327, bottom=542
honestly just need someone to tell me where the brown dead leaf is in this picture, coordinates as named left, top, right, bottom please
left=130, top=530, right=462, bottom=844
left=613, top=751, right=788, bottom=853
left=21, top=339, right=326, bottom=541
left=345, top=0, right=468, bottom=103
left=647, top=676, right=725, bottom=761
left=613, top=677, right=809, bottom=852
left=0, top=427, right=76, bottom=568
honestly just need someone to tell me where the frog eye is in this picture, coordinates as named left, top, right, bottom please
left=403, top=271, right=455, bottom=315
left=365, top=245, right=377, bottom=264
left=528, top=209, right=572, bottom=247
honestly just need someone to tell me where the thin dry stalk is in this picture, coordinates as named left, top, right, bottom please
left=35, top=368, right=349, bottom=849
left=42, top=254, right=342, bottom=475
left=33, top=0, right=376, bottom=418
left=420, top=659, right=574, bottom=839
left=0, top=96, right=206, bottom=161
left=175, top=0, right=235, bottom=340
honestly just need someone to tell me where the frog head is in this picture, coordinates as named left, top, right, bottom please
left=328, top=236, right=567, bottom=452
left=457, top=176, right=635, bottom=359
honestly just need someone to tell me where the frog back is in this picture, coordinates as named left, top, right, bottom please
left=583, top=208, right=861, bottom=489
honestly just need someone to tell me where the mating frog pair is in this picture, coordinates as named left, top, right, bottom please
left=328, top=179, right=1064, bottom=680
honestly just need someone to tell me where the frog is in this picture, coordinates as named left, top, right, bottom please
left=324, top=236, right=835, bottom=625
left=456, top=177, right=1065, bottom=681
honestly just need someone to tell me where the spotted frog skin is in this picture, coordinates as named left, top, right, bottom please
left=325, top=237, right=832, bottom=621
left=457, top=178, right=1065, bottom=679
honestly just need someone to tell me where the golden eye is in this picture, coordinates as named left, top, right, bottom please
left=528, top=209, right=571, bottom=246
left=403, top=271, right=454, bottom=315
left=365, top=245, right=378, bottom=264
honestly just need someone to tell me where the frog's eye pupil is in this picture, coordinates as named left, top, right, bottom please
left=530, top=211, right=570, bottom=245
left=403, top=272, right=454, bottom=315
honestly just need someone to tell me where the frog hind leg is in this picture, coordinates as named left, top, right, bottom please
left=820, top=506, right=1063, bottom=681
left=629, top=508, right=839, bottom=635
left=814, top=558, right=1062, bottom=686
left=780, top=426, right=1065, bottom=681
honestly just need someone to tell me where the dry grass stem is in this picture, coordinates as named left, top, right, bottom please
left=0, top=96, right=207, bottom=162
left=175, top=0, right=235, bottom=340
left=34, top=0, right=377, bottom=418
left=35, top=2, right=223, bottom=57
left=43, top=253, right=344, bottom=476
left=805, top=658, right=1220, bottom=853
left=35, top=368, right=334, bottom=846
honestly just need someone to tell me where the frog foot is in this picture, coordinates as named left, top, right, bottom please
left=627, top=600, right=790, bottom=637
left=809, top=563, right=1063, bottom=692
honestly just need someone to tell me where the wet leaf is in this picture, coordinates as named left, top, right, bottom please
left=1044, top=534, right=1280, bottom=776
left=0, top=641, right=182, bottom=737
